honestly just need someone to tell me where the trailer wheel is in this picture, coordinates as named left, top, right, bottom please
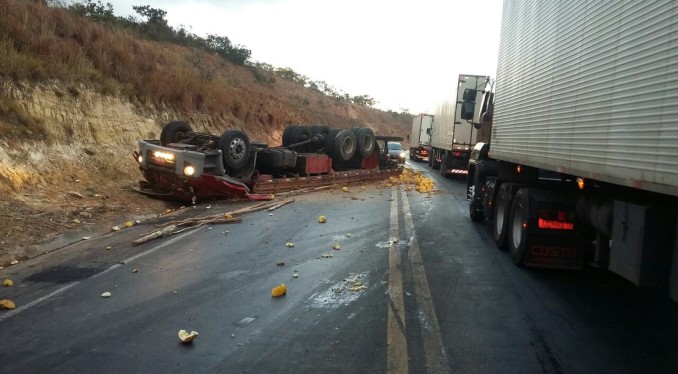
left=353, top=127, right=375, bottom=158
left=324, top=128, right=341, bottom=156
left=333, top=129, right=357, bottom=161
left=309, top=125, right=330, bottom=136
left=439, top=154, right=448, bottom=177
left=509, top=188, right=530, bottom=265
left=493, top=183, right=515, bottom=249
left=160, top=121, right=192, bottom=146
left=282, top=125, right=299, bottom=146
left=219, top=130, right=250, bottom=170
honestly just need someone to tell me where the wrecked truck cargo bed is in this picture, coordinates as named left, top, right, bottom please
left=133, top=122, right=403, bottom=202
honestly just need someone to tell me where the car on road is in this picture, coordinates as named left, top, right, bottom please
left=386, top=141, right=406, bottom=164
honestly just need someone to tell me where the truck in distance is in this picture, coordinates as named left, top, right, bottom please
left=428, top=74, right=492, bottom=177
left=409, top=114, right=433, bottom=162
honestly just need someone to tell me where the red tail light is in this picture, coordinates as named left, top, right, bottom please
left=537, top=210, right=574, bottom=230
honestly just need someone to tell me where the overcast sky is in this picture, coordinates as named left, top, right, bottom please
left=103, top=0, right=504, bottom=114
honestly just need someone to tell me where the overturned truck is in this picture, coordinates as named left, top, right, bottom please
left=133, top=121, right=403, bottom=202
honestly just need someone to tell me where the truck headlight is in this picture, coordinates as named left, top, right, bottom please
left=399, top=152, right=406, bottom=159
left=153, top=151, right=174, bottom=161
left=183, top=165, right=195, bottom=176
left=137, top=155, right=143, bottom=163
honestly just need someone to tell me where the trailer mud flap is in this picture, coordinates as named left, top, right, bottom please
left=521, top=189, right=584, bottom=269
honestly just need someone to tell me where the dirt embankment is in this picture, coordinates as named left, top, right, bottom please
left=0, top=77, right=410, bottom=264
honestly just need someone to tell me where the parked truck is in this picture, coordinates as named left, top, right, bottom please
left=409, top=114, right=433, bottom=162
left=464, top=0, right=678, bottom=301
left=428, top=74, right=492, bottom=177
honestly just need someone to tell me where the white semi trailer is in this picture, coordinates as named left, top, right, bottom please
left=428, top=74, right=492, bottom=177
left=409, top=114, right=433, bottom=162
left=465, top=0, right=678, bottom=301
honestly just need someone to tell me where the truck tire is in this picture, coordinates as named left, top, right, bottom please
left=282, top=125, right=300, bottom=146
left=160, top=121, right=192, bottom=146
left=333, top=129, right=357, bottom=161
left=324, top=128, right=342, bottom=156
left=309, top=125, right=330, bottom=136
left=468, top=164, right=484, bottom=222
left=219, top=130, right=250, bottom=170
left=439, top=154, right=448, bottom=177
left=468, top=161, right=498, bottom=222
left=493, top=183, right=515, bottom=249
left=508, top=188, right=531, bottom=265
left=353, top=127, right=375, bottom=158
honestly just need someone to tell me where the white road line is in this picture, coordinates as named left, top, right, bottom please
left=0, top=228, right=201, bottom=323
left=387, top=188, right=409, bottom=374
left=401, top=188, right=450, bottom=373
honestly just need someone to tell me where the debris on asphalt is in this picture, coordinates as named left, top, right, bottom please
left=178, top=329, right=199, bottom=344
left=272, top=283, right=287, bottom=297
left=318, top=215, right=327, bottom=223
left=132, top=268, right=139, bottom=273
left=3, top=279, right=13, bottom=287
left=133, top=225, right=177, bottom=246
left=276, top=261, right=285, bottom=266
left=101, top=292, right=111, bottom=298
left=112, top=226, right=121, bottom=231
left=285, top=242, right=295, bottom=248
left=332, top=243, right=341, bottom=250
left=105, top=246, right=112, bottom=250
left=348, top=280, right=367, bottom=292
left=292, top=273, right=299, bottom=279
left=73, top=218, right=81, bottom=224
left=125, top=221, right=134, bottom=227
left=342, top=186, right=349, bottom=192
left=267, top=199, right=295, bottom=212
left=0, top=299, right=16, bottom=309
left=67, top=191, right=84, bottom=199
left=345, top=233, right=353, bottom=238
left=10, top=260, right=19, bottom=265
left=322, top=253, right=334, bottom=258
left=82, top=236, right=91, bottom=240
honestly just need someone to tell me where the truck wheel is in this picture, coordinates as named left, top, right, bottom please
left=439, top=155, right=448, bottom=177
left=282, top=125, right=297, bottom=146
left=160, top=121, right=192, bottom=146
left=324, top=128, right=341, bottom=156
left=333, top=129, right=357, bottom=161
left=468, top=164, right=484, bottom=222
left=493, top=183, right=515, bottom=249
left=353, top=127, right=375, bottom=158
left=509, top=188, right=531, bottom=265
left=219, top=130, right=250, bottom=170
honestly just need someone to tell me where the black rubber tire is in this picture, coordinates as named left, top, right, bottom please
left=439, top=154, right=448, bottom=177
left=333, top=129, right=357, bottom=161
left=324, top=128, right=342, bottom=156
left=493, top=183, right=514, bottom=250
left=309, top=125, right=330, bottom=136
left=509, top=188, right=530, bottom=265
left=218, top=130, right=250, bottom=170
left=354, top=127, right=375, bottom=158
left=160, top=121, right=192, bottom=146
left=468, top=164, right=484, bottom=222
left=282, top=125, right=300, bottom=146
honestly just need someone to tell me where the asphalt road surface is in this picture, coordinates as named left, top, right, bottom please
left=1, top=161, right=676, bottom=373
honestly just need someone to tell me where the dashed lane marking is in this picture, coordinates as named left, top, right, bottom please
left=401, top=188, right=450, bottom=373
left=387, top=188, right=409, bottom=374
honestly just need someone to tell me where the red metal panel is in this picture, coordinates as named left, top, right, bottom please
left=297, top=154, right=332, bottom=174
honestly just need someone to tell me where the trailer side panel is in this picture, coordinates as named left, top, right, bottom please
left=491, top=0, right=678, bottom=196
